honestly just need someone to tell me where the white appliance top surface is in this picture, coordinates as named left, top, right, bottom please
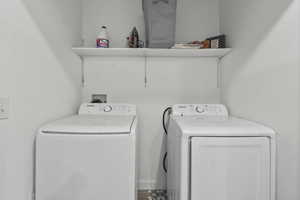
left=171, top=104, right=275, bottom=137
left=40, top=115, right=136, bottom=134
left=172, top=116, right=275, bottom=137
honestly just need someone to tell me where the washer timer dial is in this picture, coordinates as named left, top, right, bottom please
left=195, top=106, right=205, bottom=113
left=103, top=105, right=113, bottom=112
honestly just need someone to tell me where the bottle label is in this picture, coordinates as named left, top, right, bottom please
left=97, top=39, right=109, bottom=48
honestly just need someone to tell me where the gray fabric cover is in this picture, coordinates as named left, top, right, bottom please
left=143, top=0, right=177, bottom=48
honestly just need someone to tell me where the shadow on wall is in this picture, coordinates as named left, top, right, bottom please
left=0, top=153, right=4, bottom=200
left=154, top=108, right=170, bottom=190
left=21, top=0, right=82, bottom=88
left=220, top=0, right=294, bottom=84
left=156, top=132, right=167, bottom=189
left=220, top=0, right=299, bottom=200
left=220, top=0, right=296, bottom=115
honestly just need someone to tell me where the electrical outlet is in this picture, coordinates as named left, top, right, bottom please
left=0, top=97, right=9, bottom=119
left=91, top=94, right=107, bottom=103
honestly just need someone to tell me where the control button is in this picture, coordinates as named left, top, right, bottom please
left=103, top=105, right=113, bottom=112
left=195, top=106, right=205, bottom=113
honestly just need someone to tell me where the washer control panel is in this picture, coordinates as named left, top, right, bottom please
left=172, top=104, right=228, bottom=117
left=79, top=103, right=136, bottom=115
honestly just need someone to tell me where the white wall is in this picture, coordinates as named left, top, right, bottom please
left=82, top=56, right=220, bottom=189
left=2, top=0, right=298, bottom=198
left=0, top=0, right=82, bottom=200
left=82, top=0, right=220, bottom=47
left=220, top=0, right=300, bottom=200
left=176, top=0, right=219, bottom=43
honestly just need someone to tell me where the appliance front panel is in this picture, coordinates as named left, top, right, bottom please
left=191, top=137, right=270, bottom=200
left=35, top=134, right=135, bottom=200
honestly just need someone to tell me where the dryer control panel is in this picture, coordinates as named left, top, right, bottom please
left=172, top=104, right=228, bottom=117
left=79, top=103, right=136, bottom=115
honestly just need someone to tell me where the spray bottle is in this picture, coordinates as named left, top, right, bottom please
left=96, top=26, right=109, bottom=48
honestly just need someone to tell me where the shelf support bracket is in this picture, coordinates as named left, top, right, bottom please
left=217, top=57, right=222, bottom=89
left=144, top=56, right=148, bottom=88
left=80, top=56, right=85, bottom=88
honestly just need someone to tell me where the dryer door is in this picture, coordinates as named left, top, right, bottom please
left=191, top=137, right=270, bottom=200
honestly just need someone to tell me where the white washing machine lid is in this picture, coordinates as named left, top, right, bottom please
left=40, top=115, right=136, bottom=134
left=172, top=116, right=275, bottom=137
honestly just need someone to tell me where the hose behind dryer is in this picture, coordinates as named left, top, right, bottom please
left=162, top=107, right=172, bottom=173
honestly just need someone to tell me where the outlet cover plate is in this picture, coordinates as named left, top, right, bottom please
left=92, top=94, right=107, bottom=103
left=0, top=97, right=9, bottom=119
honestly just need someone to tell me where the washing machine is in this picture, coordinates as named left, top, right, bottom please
left=167, top=104, right=276, bottom=200
left=35, top=103, right=137, bottom=200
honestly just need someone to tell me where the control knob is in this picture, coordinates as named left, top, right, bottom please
left=195, top=106, right=205, bottom=113
left=103, top=105, right=113, bottom=112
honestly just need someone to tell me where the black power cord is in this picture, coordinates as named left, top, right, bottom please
left=163, top=152, right=168, bottom=173
left=163, top=107, right=172, bottom=135
left=162, top=107, right=172, bottom=173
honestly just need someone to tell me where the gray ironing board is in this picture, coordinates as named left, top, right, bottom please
left=143, top=0, right=177, bottom=48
